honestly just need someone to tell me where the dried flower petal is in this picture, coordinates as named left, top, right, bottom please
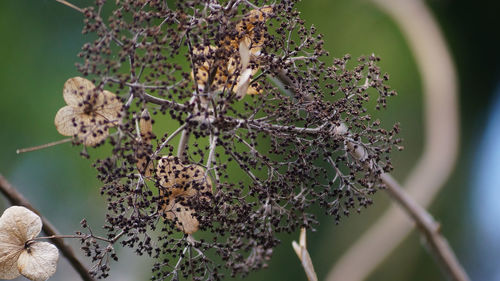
left=54, top=77, right=123, bottom=147
left=0, top=206, right=42, bottom=246
left=0, top=248, right=21, bottom=280
left=136, top=109, right=155, bottom=177
left=0, top=207, right=58, bottom=281
left=18, top=242, right=59, bottom=281
left=156, top=156, right=212, bottom=233
left=62, top=76, right=96, bottom=107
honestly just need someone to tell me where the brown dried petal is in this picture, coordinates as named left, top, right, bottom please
left=163, top=199, right=200, bottom=234
left=156, top=157, right=212, bottom=234
left=75, top=113, right=110, bottom=147
left=139, top=108, right=154, bottom=142
left=156, top=156, right=212, bottom=195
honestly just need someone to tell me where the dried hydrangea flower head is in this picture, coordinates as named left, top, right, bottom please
left=0, top=206, right=59, bottom=281
left=77, top=0, right=400, bottom=279
left=156, top=156, right=212, bottom=234
left=54, top=77, right=123, bottom=147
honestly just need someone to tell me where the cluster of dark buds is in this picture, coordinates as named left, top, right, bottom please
left=47, top=0, right=400, bottom=280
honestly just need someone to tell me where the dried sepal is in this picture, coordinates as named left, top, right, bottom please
left=232, top=5, right=274, bottom=52
left=139, top=108, right=154, bottom=142
left=136, top=108, right=155, bottom=177
left=0, top=206, right=59, bottom=281
left=17, top=242, right=59, bottom=281
left=54, top=77, right=123, bottom=147
left=156, top=156, right=212, bottom=234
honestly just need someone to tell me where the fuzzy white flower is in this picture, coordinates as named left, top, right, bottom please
left=0, top=206, right=59, bottom=281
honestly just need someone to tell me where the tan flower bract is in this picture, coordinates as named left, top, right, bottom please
left=18, top=242, right=59, bottom=281
left=136, top=108, right=155, bottom=177
left=54, top=77, right=123, bottom=147
left=0, top=206, right=59, bottom=281
left=190, top=6, right=272, bottom=98
left=156, top=156, right=212, bottom=234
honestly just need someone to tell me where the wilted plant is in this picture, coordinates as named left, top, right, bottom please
left=3, top=0, right=407, bottom=281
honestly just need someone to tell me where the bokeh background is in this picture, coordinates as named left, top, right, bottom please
left=0, top=0, right=499, bottom=280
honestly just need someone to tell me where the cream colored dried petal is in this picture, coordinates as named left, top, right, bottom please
left=62, top=77, right=95, bottom=107
left=239, top=40, right=251, bottom=71
left=0, top=245, right=22, bottom=280
left=18, top=242, right=59, bottom=281
left=236, top=68, right=253, bottom=99
left=0, top=206, right=42, bottom=280
left=0, top=206, right=42, bottom=244
left=54, top=106, right=82, bottom=137
left=96, top=90, right=123, bottom=124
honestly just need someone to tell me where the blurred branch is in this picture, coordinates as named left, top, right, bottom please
left=326, top=0, right=460, bottom=280
left=0, top=174, right=95, bottom=281
left=378, top=173, right=470, bottom=281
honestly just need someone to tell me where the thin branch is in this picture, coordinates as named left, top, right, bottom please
left=0, top=174, right=95, bottom=281
left=55, top=0, right=83, bottom=13
left=141, top=92, right=187, bottom=110
left=177, top=129, right=190, bottom=161
left=16, top=138, right=72, bottom=154
left=378, top=172, right=470, bottom=281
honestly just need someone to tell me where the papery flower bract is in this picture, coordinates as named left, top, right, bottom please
left=192, top=6, right=273, bottom=99
left=0, top=206, right=59, bottom=281
left=156, top=156, right=212, bottom=234
left=54, top=77, right=123, bottom=147
left=136, top=108, right=155, bottom=177
left=232, top=5, right=274, bottom=53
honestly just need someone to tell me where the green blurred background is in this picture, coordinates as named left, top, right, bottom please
left=1, top=0, right=499, bottom=280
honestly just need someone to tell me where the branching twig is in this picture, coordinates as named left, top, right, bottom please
left=0, top=174, right=95, bottom=281
left=273, top=64, right=467, bottom=280
left=327, top=0, right=460, bottom=279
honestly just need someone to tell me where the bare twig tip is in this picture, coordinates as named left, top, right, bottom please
left=55, top=0, right=84, bottom=13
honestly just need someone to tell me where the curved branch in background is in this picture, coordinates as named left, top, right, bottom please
left=0, top=174, right=95, bottom=281
left=326, top=0, right=459, bottom=280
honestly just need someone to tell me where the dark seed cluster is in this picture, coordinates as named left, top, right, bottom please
left=74, top=0, right=400, bottom=280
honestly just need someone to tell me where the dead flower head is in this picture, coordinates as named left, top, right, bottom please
left=54, top=77, right=123, bottom=147
left=0, top=206, right=59, bottom=281
left=156, top=156, right=212, bottom=234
